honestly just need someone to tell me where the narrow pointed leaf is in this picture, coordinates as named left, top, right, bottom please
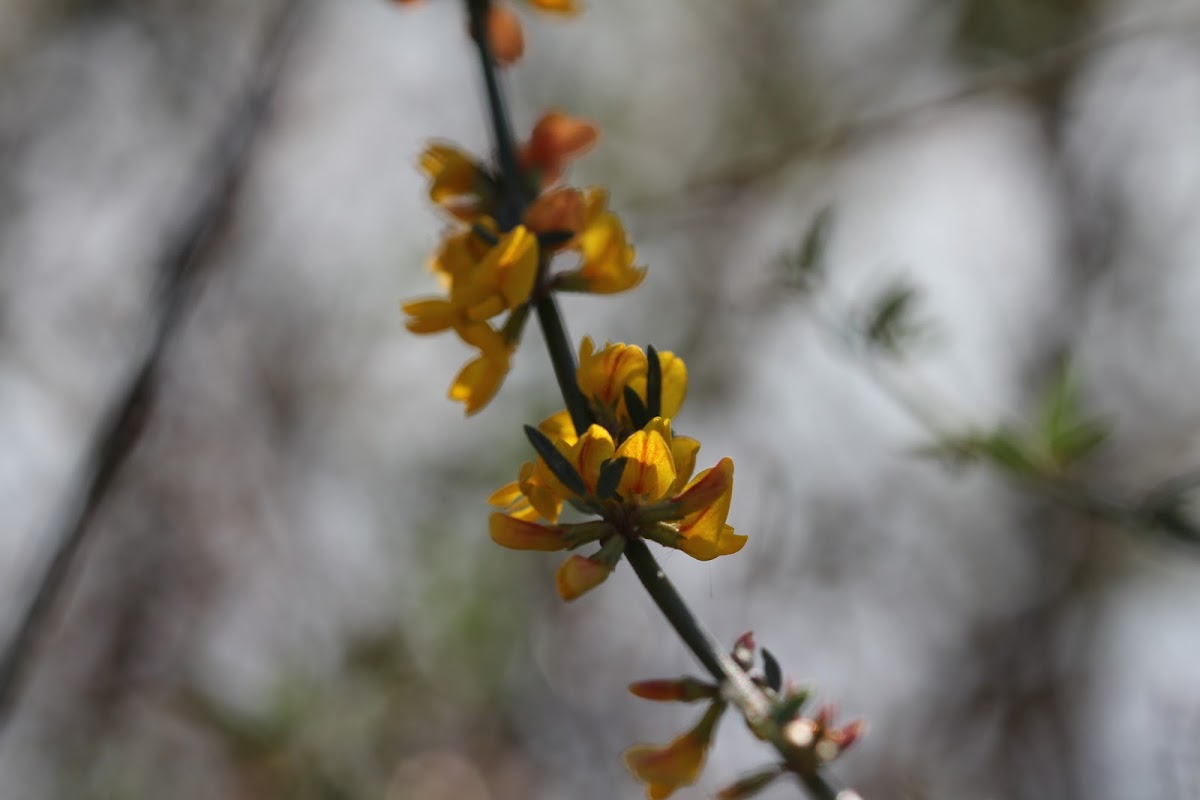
left=761, top=648, right=783, bottom=693
left=524, top=424, right=587, bottom=496
left=716, top=766, right=785, bottom=800
left=646, top=344, right=662, bottom=419
left=623, top=385, right=650, bottom=430
left=799, top=208, right=832, bottom=276
left=595, top=456, right=628, bottom=500
left=773, top=690, right=809, bottom=724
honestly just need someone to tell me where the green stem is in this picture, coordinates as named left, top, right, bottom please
left=466, top=0, right=526, bottom=230
left=463, top=3, right=849, bottom=797
left=534, top=295, right=592, bottom=435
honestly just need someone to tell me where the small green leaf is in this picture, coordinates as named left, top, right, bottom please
left=595, top=457, right=628, bottom=501
left=761, top=648, right=783, bottom=693
left=716, top=766, right=785, bottom=800
left=979, top=427, right=1041, bottom=477
left=864, top=281, right=922, bottom=353
left=779, top=208, right=833, bottom=293
left=645, top=344, right=662, bottom=419
left=772, top=689, right=809, bottom=724
left=623, top=385, right=650, bottom=430
left=1036, top=363, right=1110, bottom=468
left=524, top=425, right=587, bottom=497
left=1051, top=420, right=1110, bottom=466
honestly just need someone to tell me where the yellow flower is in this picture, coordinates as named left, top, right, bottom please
left=419, top=144, right=493, bottom=222
left=669, top=458, right=746, bottom=561
left=401, top=227, right=539, bottom=416
left=553, top=189, right=646, bottom=295
left=623, top=702, right=725, bottom=800
left=449, top=342, right=512, bottom=416
left=576, top=337, right=687, bottom=428
left=487, top=339, right=744, bottom=594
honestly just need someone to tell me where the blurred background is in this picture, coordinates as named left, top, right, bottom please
left=3, top=0, right=1200, bottom=798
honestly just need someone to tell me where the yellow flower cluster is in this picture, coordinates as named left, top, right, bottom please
left=489, top=339, right=746, bottom=599
left=402, top=115, right=646, bottom=415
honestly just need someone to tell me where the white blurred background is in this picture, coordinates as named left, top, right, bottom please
left=2, top=1, right=1200, bottom=798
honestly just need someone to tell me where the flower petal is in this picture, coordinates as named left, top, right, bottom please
left=449, top=348, right=511, bottom=415
left=489, top=513, right=566, bottom=551
left=555, top=554, right=612, bottom=600
left=615, top=424, right=676, bottom=502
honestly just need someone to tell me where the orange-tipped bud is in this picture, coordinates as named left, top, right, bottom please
left=524, top=187, right=585, bottom=242
left=628, top=677, right=718, bottom=703
left=485, top=4, right=525, bottom=65
left=731, top=631, right=756, bottom=670
left=519, top=110, right=599, bottom=187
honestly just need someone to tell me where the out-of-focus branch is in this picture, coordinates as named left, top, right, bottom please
left=639, top=8, right=1200, bottom=214
left=0, top=0, right=311, bottom=738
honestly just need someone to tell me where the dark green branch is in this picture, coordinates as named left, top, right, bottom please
left=534, top=295, right=592, bottom=436
left=462, top=2, right=851, bottom=797
left=466, top=0, right=526, bottom=230
left=624, top=540, right=844, bottom=800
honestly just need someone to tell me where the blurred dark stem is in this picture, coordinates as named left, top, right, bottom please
left=533, top=295, right=591, bottom=436
left=0, top=0, right=310, bottom=740
left=465, top=2, right=847, bottom=797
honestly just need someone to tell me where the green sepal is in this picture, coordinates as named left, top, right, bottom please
left=595, top=457, right=628, bottom=501
left=593, top=534, right=627, bottom=567
left=524, top=425, right=587, bottom=497
left=633, top=500, right=685, bottom=525
left=642, top=521, right=683, bottom=548
left=646, top=344, right=662, bottom=419
left=562, top=520, right=616, bottom=549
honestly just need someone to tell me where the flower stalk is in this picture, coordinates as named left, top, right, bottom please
left=398, top=1, right=862, bottom=796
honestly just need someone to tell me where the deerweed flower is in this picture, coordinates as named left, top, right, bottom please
left=489, top=339, right=745, bottom=599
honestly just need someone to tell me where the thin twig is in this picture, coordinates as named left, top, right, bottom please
left=0, top=0, right=310, bottom=738
left=638, top=8, right=1200, bottom=213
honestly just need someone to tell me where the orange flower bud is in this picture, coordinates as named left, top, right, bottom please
left=523, top=187, right=585, bottom=241
left=486, top=4, right=525, bottom=65
left=628, top=677, right=718, bottom=703
left=519, top=110, right=599, bottom=187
